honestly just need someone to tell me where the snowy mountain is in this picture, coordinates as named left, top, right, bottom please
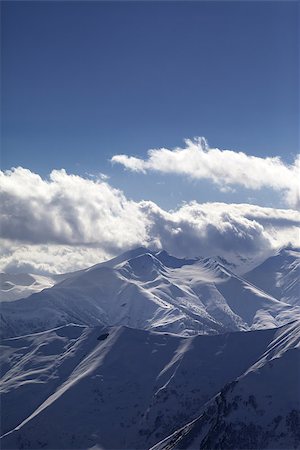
left=151, top=320, right=300, bottom=450
left=1, top=248, right=299, bottom=339
left=244, top=247, right=300, bottom=307
left=0, top=272, right=57, bottom=302
left=2, top=322, right=297, bottom=450
left=1, top=247, right=299, bottom=449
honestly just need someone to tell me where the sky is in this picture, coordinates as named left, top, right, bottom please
left=1, top=1, right=299, bottom=273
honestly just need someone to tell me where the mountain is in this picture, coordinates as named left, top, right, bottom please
left=1, top=248, right=299, bottom=339
left=0, top=272, right=57, bottom=302
left=1, top=247, right=299, bottom=450
left=1, top=322, right=294, bottom=450
left=244, top=247, right=300, bottom=307
left=151, top=320, right=300, bottom=450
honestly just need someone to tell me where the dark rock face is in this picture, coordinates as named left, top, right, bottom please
left=97, top=333, right=109, bottom=341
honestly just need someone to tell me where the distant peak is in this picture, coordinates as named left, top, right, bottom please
left=123, top=252, right=165, bottom=280
left=278, top=245, right=300, bottom=255
left=155, top=250, right=197, bottom=269
left=131, top=246, right=151, bottom=254
left=123, top=246, right=151, bottom=259
left=200, top=257, right=233, bottom=279
left=129, top=252, right=161, bottom=267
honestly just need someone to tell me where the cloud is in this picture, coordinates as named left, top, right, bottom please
left=140, top=201, right=299, bottom=260
left=0, top=167, right=148, bottom=251
left=0, top=240, right=110, bottom=275
left=0, top=167, right=299, bottom=274
left=111, top=137, right=300, bottom=208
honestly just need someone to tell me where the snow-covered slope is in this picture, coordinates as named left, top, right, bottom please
left=0, top=272, right=57, bottom=302
left=0, top=323, right=289, bottom=450
left=1, top=249, right=299, bottom=338
left=151, top=320, right=300, bottom=450
left=244, top=247, right=300, bottom=307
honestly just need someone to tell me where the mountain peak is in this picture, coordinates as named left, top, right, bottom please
left=124, top=252, right=165, bottom=279
left=155, top=250, right=198, bottom=269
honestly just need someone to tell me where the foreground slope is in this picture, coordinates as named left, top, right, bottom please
left=1, top=248, right=299, bottom=338
left=151, top=321, right=300, bottom=450
left=0, top=324, right=285, bottom=450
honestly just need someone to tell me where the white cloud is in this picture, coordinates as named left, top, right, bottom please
left=112, top=137, right=300, bottom=208
left=0, top=167, right=299, bottom=274
left=140, top=201, right=300, bottom=260
left=0, top=240, right=110, bottom=275
left=0, top=167, right=148, bottom=251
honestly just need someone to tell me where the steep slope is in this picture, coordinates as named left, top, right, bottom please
left=244, top=247, right=300, bottom=306
left=0, top=324, right=281, bottom=450
left=151, top=320, right=300, bottom=450
left=0, top=248, right=150, bottom=303
left=1, top=249, right=299, bottom=338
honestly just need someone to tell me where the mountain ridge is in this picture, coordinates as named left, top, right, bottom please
left=1, top=248, right=299, bottom=339
left=2, top=321, right=298, bottom=449
left=150, top=321, right=300, bottom=450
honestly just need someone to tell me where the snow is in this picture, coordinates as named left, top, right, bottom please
left=0, top=246, right=299, bottom=450
left=1, top=248, right=299, bottom=339
left=0, top=273, right=57, bottom=302
left=150, top=321, right=300, bottom=450
left=0, top=323, right=287, bottom=450
left=244, top=247, right=300, bottom=306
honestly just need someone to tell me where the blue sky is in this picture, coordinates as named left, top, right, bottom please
left=2, top=1, right=299, bottom=209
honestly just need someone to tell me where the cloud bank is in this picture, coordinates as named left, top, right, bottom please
left=112, top=137, right=300, bottom=208
left=1, top=167, right=148, bottom=250
left=1, top=167, right=299, bottom=274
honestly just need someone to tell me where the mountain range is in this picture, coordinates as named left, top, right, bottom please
left=1, top=247, right=299, bottom=339
left=0, top=246, right=299, bottom=449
